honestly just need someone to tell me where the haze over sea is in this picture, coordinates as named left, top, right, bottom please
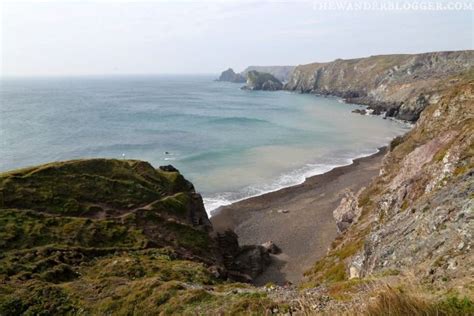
left=0, top=75, right=410, bottom=214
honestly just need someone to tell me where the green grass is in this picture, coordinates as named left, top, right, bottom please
left=0, top=159, right=191, bottom=216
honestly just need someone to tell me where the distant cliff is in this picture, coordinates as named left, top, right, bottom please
left=218, top=66, right=295, bottom=84
left=217, top=68, right=246, bottom=83
left=242, top=70, right=283, bottom=91
left=285, top=50, right=474, bottom=121
left=242, top=66, right=295, bottom=82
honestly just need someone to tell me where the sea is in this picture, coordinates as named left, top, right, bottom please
left=0, top=75, right=411, bottom=214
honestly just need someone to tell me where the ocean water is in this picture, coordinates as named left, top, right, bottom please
left=0, top=75, right=410, bottom=214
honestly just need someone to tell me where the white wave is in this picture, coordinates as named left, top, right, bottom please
left=203, top=150, right=384, bottom=217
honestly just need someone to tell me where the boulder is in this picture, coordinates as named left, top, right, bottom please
left=261, top=241, right=281, bottom=254
left=352, top=108, right=367, bottom=115
left=216, top=230, right=271, bottom=281
left=233, top=245, right=271, bottom=279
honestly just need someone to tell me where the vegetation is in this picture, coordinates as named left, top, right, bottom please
left=363, top=285, right=474, bottom=316
left=0, top=159, right=278, bottom=315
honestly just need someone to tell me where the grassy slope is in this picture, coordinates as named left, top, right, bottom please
left=0, top=160, right=277, bottom=315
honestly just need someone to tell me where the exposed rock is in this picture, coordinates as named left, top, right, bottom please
left=242, top=66, right=295, bottom=82
left=243, top=70, right=283, bottom=91
left=261, top=241, right=281, bottom=254
left=352, top=108, right=367, bottom=115
left=285, top=50, right=474, bottom=121
left=233, top=245, right=271, bottom=279
left=333, top=189, right=363, bottom=233
left=217, top=68, right=246, bottom=83
left=216, top=230, right=272, bottom=281
left=159, top=164, right=178, bottom=172
left=344, top=78, right=473, bottom=288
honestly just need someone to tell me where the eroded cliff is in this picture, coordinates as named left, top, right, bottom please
left=285, top=50, right=474, bottom=121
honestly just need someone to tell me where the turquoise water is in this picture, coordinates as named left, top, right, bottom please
left=0, top=75, right=410, bottom=213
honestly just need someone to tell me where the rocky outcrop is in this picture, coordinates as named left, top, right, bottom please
left=333, top=189, right=363, bottom=233
left=285, top=50, right=474, bottom=121
left=216, top=230, right=272, bottom=282
left=243, top=70, right=283, bottom=91
left=242, top=66, right=295, bottom=82
left=217, top=68, right=246, bottom=83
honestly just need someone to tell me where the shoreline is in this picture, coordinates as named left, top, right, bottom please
left=211, top=147, right=387, bottom=285
left=205, top=146, right=389, bottom=216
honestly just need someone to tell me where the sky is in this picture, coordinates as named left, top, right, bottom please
left=1, top=0, right=473, bottom=76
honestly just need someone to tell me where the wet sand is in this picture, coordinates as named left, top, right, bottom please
left=211, top=148, right=386, bottom=285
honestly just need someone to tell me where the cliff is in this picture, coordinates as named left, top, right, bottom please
left=242, top=66, right=295, bottom=82
left=300, top=70, right=473, bottom=313
left=285, top=50, right=474, bottom=121
left=243, top=70, right=283, bottom=91
left=217, top=68, right=246, bottom=83
left=0, top=159, right=275, bottom=314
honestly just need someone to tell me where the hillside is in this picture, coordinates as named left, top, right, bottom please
left=0, top=160, right=277, bottom=314
left=285, top=51, right=473, bottom=121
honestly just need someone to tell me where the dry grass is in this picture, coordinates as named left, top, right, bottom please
left=295, top=275, right=473, bottom=316
left=363, top=284, right=435, bottom=316
left=359, top=282, right=473, bottom=316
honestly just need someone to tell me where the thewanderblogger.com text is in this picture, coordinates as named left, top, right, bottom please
left=313, top=0, right=474, bottom=11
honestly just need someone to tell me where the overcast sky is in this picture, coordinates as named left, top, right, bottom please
left=1, top=0, right=473, bottom=76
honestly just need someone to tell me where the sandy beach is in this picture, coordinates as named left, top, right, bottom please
left=211, top=148, right=387, bottom=285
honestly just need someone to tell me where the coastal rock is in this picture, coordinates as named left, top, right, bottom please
left=159, top=164, right=178, bottom=172
left=216, top=230, right=272, bottom=281
left=232, top=245, right=271, bottom=280
left=333, top=189, right=363, bottom=233
left=261, top=241, right=281, bottom=254
left=352, top=108, right=367, bottom=115
left=243, top=70, right=283, bottom=91
left=285, top=50, right=474, bottom=121
left=242, top=66, right=295, bottom=82
left=217, top=68, right=246, bottom=83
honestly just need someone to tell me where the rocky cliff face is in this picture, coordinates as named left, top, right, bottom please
left=0, top=159, right=274, bottom=314
left=349, top=75, right=473, bottom=285
left=217, top=68, right=246, bottom=83
left=243, top=70, right=283, bottom=91
left=285, top=50, right=474, bottom=121
left=305, top=70, right=473, bottom=307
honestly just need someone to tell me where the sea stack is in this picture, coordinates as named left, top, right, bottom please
left=217, top=68, right=246, bottom=83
